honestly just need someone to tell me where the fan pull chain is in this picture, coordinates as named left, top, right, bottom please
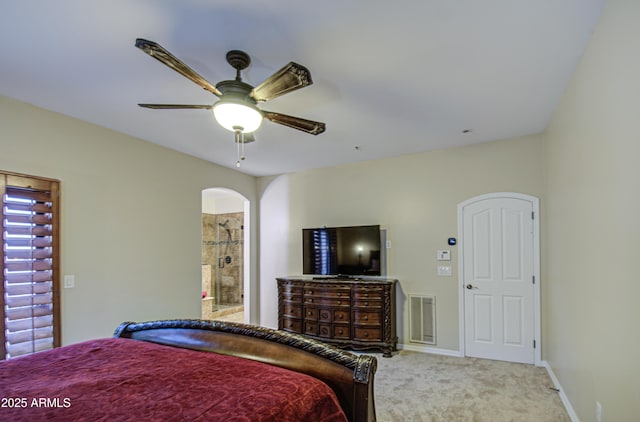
left=241, top=133, right=246, bottom=161
left=234, top=127, right=246, bottom=167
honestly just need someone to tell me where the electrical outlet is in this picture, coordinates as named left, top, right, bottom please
left=596, top=401, right=602, bottom=422
left=437, top=266, right=452, bottom=276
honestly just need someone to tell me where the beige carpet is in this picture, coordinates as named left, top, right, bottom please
left=373, top=350, right=569, bottom=422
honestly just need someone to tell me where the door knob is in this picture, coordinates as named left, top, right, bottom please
left=466, top=284, right=477, bottom=290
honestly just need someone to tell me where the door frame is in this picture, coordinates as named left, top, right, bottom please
left=202, top=187, right=252, bottom=324
left=457, top=192, right=541, bottom=365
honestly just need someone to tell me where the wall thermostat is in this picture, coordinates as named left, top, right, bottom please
left=448, top=237, right=457, bottom=246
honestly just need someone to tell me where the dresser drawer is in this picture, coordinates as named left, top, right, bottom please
left=282, top=303, right=301, bottom=318
left=304, top=321, right=318, bottom=336
left=281, top=318, right=301, bottom=333
left=304, top=297, right=350, bottom=307
left=352, top=299, right=382, bottom=309
left=281, top=293, right=302, bottom=302
left=304, top=307, right=318, bottom=320
left=280, top=285, right=302, bottom=294
left=353, top=310, right=382, bottom=325
left=318, top=324, right=332, bottom=338
left=334, top=310, right=349, bottom=323
left=352, top=287, right=383, bottom=300
left=304, top=283, right=351, bottom=294
left=318, top=309, right=332, bottom=322
left=279, top=280, right=303, bottom=293
left=333, top=324, right=350, bottom=339
left=353, top=327, right=382, bottom=342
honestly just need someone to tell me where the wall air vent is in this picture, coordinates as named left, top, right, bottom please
left=409, top=295, right=436, bottom=344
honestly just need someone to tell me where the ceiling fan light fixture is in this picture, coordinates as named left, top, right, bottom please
left=213, top=101, right=263, bottom=133
left=135, top=39, right=326, bottom=168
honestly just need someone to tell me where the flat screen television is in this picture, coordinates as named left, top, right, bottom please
left=302, top=225, right=381, bottom=276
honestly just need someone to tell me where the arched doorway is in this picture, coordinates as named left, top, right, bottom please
left=201, top=188, right=250, bottom=323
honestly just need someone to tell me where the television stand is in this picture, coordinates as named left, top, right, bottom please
left=277, top=277, right=398, bottom=357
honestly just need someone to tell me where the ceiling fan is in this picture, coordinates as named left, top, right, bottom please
left=135, top=38, right=326, bottom=166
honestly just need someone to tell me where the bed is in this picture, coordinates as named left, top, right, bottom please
left=0, top=319, right=377, bottom=421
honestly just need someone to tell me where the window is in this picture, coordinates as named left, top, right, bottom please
left=312, top=228, right=338, bottom=275
left=1, top=171, right=60, bottom=360
left=313, top=229, right=330, bottom=274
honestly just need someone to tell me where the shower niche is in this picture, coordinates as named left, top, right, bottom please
left=202, top=212, right=244, bottom=319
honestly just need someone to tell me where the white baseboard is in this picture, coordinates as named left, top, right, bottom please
left=541, top=360, right=580, bottom=422
left=398, top=343, right=462, bottom=357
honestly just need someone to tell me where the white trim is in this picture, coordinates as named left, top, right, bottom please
left=457, top=192, right=541, bottom=365
left=398, top=343, right=462, bottom=357
left=541, top=361, right=580, bottom=422
left=243, top=199, right=251, bottom=324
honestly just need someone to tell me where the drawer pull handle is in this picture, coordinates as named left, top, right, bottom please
left=308, top=311, right=313, bottom=316
left=338, top=330, right=343, bottom=335
left=338, top=314, right=343, bottom=319
left=364, top=316, right=368, bottom=321
left=365, top=302, right=369, bottom=306
left=338, top=300, right=342, bottom=305
left=365, top=293, right=369, bottom=297
left=364, top=332, right=369, bottom=337
left=308, top=290, right=313, bottom=294
left=338, top=292, right=341, bottom=297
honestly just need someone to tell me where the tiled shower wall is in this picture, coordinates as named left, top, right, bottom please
left=202, top=212, right=244, bottom=306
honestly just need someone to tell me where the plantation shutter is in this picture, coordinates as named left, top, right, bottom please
left=327, top=229, right=338, bottom=274
left=1, top=172, right=60, bottom=360
left=311, top=228, right=338, bottom=275
left=312, top=229, right=328, bottom=274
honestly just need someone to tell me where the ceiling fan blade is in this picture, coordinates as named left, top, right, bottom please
left=138, top=104, right=212, bottom=109
left=251, top=62, right=313, bottom=102
left=263, top=111, right=326, bottom=135
left=135, top=38, right=222, bottom=97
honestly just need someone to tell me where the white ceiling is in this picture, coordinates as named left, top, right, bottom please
left=0, top=0, right=605, bottom=176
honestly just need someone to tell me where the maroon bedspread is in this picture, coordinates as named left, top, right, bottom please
left=0, top=337, right=348, bottom=421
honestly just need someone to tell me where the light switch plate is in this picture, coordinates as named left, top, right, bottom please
left=437, top=266, right=452, bottom=276
left=63, top=275, right=75, bottom=288
left=437, top=250, right=451, bottom=261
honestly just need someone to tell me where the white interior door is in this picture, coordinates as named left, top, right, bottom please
left=461, top=195, right=536, bottom=364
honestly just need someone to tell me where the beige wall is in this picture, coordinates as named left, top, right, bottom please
left=0, top=95, right=258, bottom=345
left=543, top=0, right=640, bottom=420
left=259, top=134, right=545, bottom=351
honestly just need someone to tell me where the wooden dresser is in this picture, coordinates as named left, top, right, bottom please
left=277, top=277, right=398, bottom=357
